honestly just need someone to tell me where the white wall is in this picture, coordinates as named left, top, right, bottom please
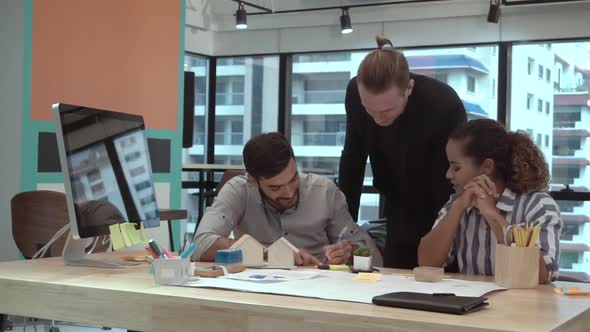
left=185, top=0, right=590, bottom=56
left=0, top=0, right=24, bottom=261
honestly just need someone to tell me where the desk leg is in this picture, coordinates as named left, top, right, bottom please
left=189, top=169, right=206, bottom=244
left=197, top=170, right=204, bottom=222
left=167, top=219, right=174, bottom=251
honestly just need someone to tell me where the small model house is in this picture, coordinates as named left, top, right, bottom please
left=230, top=234, right=265, bottom=267
left=267, top=237, right=299, bottom=269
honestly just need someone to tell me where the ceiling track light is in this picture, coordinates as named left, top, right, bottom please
left=235, top=2, right=247, bottom=30
left=487, top=0, right=501, bottom=24
left=340, top=7, right=353, bottom=34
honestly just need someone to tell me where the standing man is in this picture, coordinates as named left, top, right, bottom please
left=339, top=36, right=467, bottom=269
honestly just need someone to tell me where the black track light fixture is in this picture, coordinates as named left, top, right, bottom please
left=487, top=0, right=501, bottom=24
left=235, top=2, right=247, bottom=30
left=340, top=8, right=353, bottom=34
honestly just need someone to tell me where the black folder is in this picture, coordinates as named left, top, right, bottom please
left=372, top=292, right=488, bottom=315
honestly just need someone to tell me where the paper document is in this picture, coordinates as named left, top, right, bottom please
left=225, top=269, right=320, bottom=282
left=183, top=269, right=505, bottom=304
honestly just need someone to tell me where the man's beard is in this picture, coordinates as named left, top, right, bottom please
left=259, top=189, right=299, bottom=211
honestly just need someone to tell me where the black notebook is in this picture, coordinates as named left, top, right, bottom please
left=372, top=292, right=488, bottom=315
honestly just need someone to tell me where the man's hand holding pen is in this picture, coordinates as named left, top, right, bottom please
left=322, top=240, right=353, bottom=265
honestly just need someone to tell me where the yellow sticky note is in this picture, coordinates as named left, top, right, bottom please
left=354, top=273, right=382, bottom=283
left=126, top=223, right=142, bottom=245
left=139, top=222, right=149, bottom=245
left=119, top=223, right=132, bottom=247
left=109, top=224, right=126, bottom=250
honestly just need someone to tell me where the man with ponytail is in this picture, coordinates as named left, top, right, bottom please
left=418, top=119, right=562, bottom=282
left=339, top=36, right=466, bottom=268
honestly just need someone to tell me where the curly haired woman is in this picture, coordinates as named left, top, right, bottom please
left=417, top=119, right=562, bottom=283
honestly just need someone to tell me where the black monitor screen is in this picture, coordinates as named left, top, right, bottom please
left=54, top=104, right=159, bottom=239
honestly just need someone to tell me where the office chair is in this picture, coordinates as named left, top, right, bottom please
left=10, top=190, right=110, bottom=331
left=189, top=170, right=246, bottom=242
left=11, top=190, right=109, bottom=258
left=204, top=169, right=246, bottom=206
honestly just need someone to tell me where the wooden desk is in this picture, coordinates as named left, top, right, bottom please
left=0, top=254, right=588, bottom=332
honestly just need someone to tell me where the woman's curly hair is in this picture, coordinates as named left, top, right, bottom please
left=449, top=119, right=549, bottom=194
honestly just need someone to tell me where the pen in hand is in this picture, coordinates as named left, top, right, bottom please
left=323, top=226, right=349, bottom=264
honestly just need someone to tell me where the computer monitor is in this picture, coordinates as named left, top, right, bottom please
left=53, top=103, right=160, bottom=267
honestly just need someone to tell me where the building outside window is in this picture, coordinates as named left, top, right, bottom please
left=467, top=75, right=476, bottom=93
left=214, top=56, right=279, bottom=165
left=511, top=41, right=590, bottom=281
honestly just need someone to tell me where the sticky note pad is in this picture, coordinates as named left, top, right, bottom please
left=109, top=224, right=125, bottom=250
left=353, top=273, right=382, bottom=283
left=139, top=222, right=149, bottom=244
left=125, top=223, right=142, bottom=245
left=119, top=223, right=132, bottom=247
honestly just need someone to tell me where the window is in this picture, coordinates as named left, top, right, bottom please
left=215, top=116, right=243, bottom=145
left=554, top=108, right=581, bottom=128
left=293, top=72, right=349, bottom=104
left=526, top=129, right=533, bottom=137
left=434, top=72, right=448, bottom=84
left=553, top=136, right=581, bottom=156
left=467, top=75, right=476, bottom=93
left=537, top=99, right=543, bottom=112
left=405, top=45, right=498, bottom=120
left=527, top=58, right=534, bottom=75
left=292, top=115, right=346, bottom=146
left=492, top=79, right=496, bottom=98
left=291, top=51, right=376, bottom=223
left=527, top=93, right=533, bottom=110
left=552, top=166, right=581, bottom=185
left=536, top=133, right=542, bottom=146
left=216, top=76, right=244, bottom=105
left=511, top=40, right=590, bottom=281
left=214, top=56, right=279, bottom=165
left=218, top=58, right=245, bottom=66
left=293, top=53, right=350, bottom=62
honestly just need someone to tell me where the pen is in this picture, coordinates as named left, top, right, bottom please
left=148, top=239, right=162, bottom=258
left=317, top=264, right=349, bottom=271
left=322, top=226, right=350, bottom=264
left=337, top=226, right=349, bottom=243
left=161, top=246, right=175, bottom=259
left=180, top=243, right=196, bottom=259
left=145, top=246, right=158, bottom=258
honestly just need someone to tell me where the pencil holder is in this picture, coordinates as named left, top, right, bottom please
left=494, top=244, right=539, bottom=289
left=152, top=258, right=192, bottom=286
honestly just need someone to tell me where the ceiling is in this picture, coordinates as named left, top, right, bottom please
left=200, top=0, right=452, bottom=15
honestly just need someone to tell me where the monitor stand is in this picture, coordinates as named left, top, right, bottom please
left=62, top=231, right=140, bottom=268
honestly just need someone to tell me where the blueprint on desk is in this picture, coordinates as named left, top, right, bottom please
left=182, top=269, right=505, bottom=304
